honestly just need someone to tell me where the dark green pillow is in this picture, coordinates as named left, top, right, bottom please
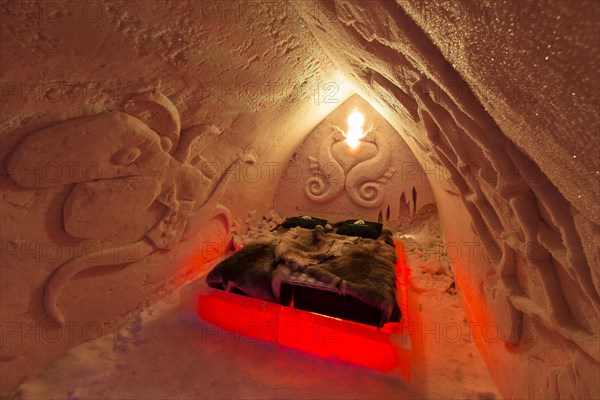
left=280, top=216, right=327, bottom=229
left=336, top=219, right=382, bottom=239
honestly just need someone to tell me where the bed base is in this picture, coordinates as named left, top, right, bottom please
left=279, top=281, right=398, bottom=327
left=181, top=240, right=411, bottom=379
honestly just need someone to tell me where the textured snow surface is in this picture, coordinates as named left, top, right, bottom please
left=400, top=0, right=600, bottom=223
left=395, top=207, right=454, bottom=293
left=290, top=1, right=599, bottom=398
left=13, top=293, right=419, bottom=400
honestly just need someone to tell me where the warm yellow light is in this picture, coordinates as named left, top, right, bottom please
left=344, top=110, right=367, bottom=149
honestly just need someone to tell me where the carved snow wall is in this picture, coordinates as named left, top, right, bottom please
left=274, top=95, right=435, bottom=222
left=291, top=1, right=599, bottom=399
left=0, top=2, right=349, bottom=396
left=5, top=91, right=255, bottom=326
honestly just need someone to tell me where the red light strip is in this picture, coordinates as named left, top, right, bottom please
left=191, top=240, right=412, bottom=379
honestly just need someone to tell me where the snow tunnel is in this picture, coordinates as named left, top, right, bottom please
left=1, top=1, right=598, bottom=399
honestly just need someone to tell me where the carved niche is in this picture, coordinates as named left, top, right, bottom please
left=304, top=126, right=396, bottom=209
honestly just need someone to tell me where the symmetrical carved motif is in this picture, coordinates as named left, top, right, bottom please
left=6, top=91, right=254, bottom=325
left=304, top=128, right=396, bottom=208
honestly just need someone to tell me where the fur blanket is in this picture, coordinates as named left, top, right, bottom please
left=206, top=226, right=399, bottom=324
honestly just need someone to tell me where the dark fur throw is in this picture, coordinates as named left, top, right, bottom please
left=205, top=226, right=400, bottom=324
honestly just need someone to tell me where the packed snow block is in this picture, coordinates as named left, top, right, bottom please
left=278, top=306, right=411, bottom=378
left=181, top=280, right=280, bottom=343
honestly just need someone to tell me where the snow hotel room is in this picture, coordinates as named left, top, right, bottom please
left=0, top=0, right=598, bottom=399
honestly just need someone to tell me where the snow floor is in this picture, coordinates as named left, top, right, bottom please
left=12, top=289, right=499, bottom=400
left=12, top=211, right=502, bottom=399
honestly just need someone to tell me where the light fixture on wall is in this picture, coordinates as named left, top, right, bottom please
left=343, top=109, right=368, bottom=149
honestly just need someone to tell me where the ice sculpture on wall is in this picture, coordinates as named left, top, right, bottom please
left=305, top=127, right=396, bottom=208
left=304, top=130, right=346, bottom=203
left=274, top=95, right=436, bottom=222
left=5, top=91, right=254, bottom=325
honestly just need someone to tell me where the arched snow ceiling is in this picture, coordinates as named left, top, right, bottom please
left=1, top=1, right=598, bottom=399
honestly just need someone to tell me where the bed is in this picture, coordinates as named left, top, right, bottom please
left=182, top=216, right=411, bottom=375
left=204, top=218, right=402, bottom=327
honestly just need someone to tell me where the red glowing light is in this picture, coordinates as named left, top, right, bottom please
left=192, top=240, right=411, bottom=379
